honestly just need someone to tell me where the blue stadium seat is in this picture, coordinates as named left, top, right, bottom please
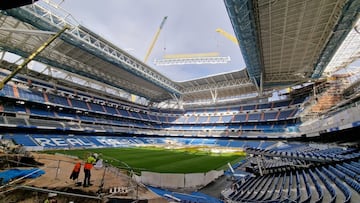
left=89, top=103, right=105, bottom=112
left=0, top=84, right=15, bottom=97
left=69, top=98, right=89, bottom=110
left=3, top=103, right=26, bottom=113
left=307, top=169, right=324, bottom=203
left=175, top=116, right=186, bottom=123
left=263, top=112, right=277, bottom=120
left=315, top=168, right=336, bottom=203
left=47, top=94, right=69, bottom=106
left=247, top=113, right=260, bottom=121
left=301, top=170, right=312, bottom=203
left=242, top=104, right=255, bottom=111
left=118, top=109, right=130, bottom=117
left=8, top=134, right=38, bottom=146
left=187, top=115, right=197, bottom=123
left=257, top=103, right=272, bottom=109
left=17, top=88, right=45, bottom=103
left=273, top=100, right=291, bottom=108
left=208, top=116, right=220, bottom=123
left=232, top=114, right=246, bottom=122
left=278, top=109, right=294, bottom=120
left=129, top=111, right=141, bottom=119
left=104, top=106, right=118, bottom=114
left=148, top=114, right=159, bottom=122
left=30, top=108, right=54, bottom=117
left=322, top=167, right=351, bottom=203
left=221, top=115, right=233, bottom=122
left=197, top=116, right=208, bottom=123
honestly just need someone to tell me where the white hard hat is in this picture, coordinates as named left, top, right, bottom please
left=93, top=153, right=99, bottom=158
left=48, top=192, right=57, bottom=197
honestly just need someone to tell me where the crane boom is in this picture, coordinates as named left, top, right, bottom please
left=216, top=28, right=239, bottom=45
left=163, top=52, right=220, bottom=59
left=154, top=56, right=231, bottom=66
left=144, top=16, right=168, bottom=63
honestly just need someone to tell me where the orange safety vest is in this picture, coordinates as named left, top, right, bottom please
left=73, top=162, right=81, bottom=172
left=84, top=162, right=93, bottom=170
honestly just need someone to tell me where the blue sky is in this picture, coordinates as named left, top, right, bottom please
left=54, top=0, right=246, bottom=82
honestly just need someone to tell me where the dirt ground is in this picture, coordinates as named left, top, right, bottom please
left=0, top=153, right=168, bottom=203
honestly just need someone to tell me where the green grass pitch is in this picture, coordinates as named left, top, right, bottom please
left=46, top=146, right=245, bottom=174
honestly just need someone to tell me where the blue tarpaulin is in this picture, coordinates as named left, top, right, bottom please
left=0, top=168, right=45, bottom=184
left=147, top=185, right=223, bottom=203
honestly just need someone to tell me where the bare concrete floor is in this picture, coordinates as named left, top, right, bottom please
left=0, top=153, right=167, bottom=203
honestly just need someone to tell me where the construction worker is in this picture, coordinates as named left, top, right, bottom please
left=83, top=153, right=97, bottom=187
left=69, top=162, right=81, bottom=181
left=43, top=193, right=57, bottom=203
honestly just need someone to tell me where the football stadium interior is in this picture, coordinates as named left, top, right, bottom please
left=0, top=0, right=360, bottom=202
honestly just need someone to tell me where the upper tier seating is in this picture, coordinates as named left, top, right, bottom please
left=0, top=81, right=303, bottom=137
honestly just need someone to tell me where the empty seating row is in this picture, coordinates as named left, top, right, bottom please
left=225, top=165, right=359, bottom=203
left=187, top=97, right=305, bottom=114
left=176, top=109, right=297, bottom=124
left=0, top=83, right=302, bottom=124
left=0, top=101, right=299, bottom=126
left=1, top=99, right=299, bottom=135
left=246, top=147, right=360, bottom=163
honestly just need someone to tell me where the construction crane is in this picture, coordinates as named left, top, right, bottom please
left=216, top=28, right=239, bottom=45
left=149, top=24, right=233, bottom=66
left=144, top=16, right=168, bottom=63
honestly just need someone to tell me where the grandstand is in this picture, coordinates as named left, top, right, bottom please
left=0, top=0, right=359, bottom=202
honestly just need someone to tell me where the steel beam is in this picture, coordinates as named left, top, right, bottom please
left=0, top=25, right=69, bottom=89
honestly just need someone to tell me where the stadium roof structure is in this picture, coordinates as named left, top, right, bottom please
left=0, top=0, right=359, bottom=106
left=0, top=1, right=181, bottom=103
left=224, top=0, right=360, bottom=88
left=177, top=69, right=256, bottom=103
